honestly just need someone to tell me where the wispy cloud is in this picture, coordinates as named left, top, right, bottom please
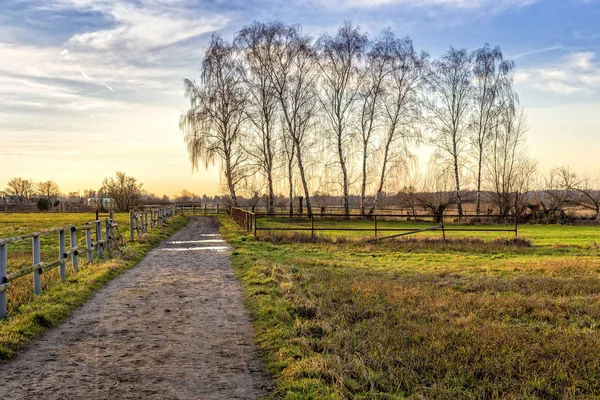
left=512, top=45, right=563, bottom=60
left=306, top=0, right=536, bottom=11
left=515, top=52, right=600, bottom=95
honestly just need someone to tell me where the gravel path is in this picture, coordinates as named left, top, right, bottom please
left=0, top=217, right=272, bottom=399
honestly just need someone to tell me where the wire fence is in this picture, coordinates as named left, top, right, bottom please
left=227, top=206, right=518, bottom=241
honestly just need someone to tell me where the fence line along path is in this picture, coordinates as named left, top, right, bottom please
left=0, top=216, right=272, bottom=399
left=0, top=206, right=177, bottom=319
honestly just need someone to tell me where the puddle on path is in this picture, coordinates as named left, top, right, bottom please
left=157, top=246, right=229, bottom=252
left=166, top=239, right=225, bottom=245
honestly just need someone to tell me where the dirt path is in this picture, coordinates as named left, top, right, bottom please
left=0, top=217, right=272, bottom=399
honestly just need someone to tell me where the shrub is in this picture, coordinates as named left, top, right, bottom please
left=36, top=198, right=50, bottom=211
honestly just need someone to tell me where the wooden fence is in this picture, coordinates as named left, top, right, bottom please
left=129, top=204, right=224, bottom=241
left=0, top=206, right=177, bottom=319
left=172, top=203, right=224, bottom=215
left=128, top=205, right=177, bottom=242
left=227, top=207, right=518, bottom=241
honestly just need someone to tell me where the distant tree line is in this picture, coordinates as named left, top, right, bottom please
left=181, top=20, right=556, bottom=218
left=2, top=173, right=223, bottom=213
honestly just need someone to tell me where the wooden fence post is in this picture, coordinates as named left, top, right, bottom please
left=86, top=228, right=93, bottom=263
left=96, top=220, right=104, bottom=258
left=216, top=204, right=219, bottom=214
left=70, top=226, right=79, bottom=272
left=59, top=229, right=66, bottom=279
left=0, top=241, right=7, bottom=318
left=374, top=216, right=377, bottom=240
left=33, top=234, right=41, bottom=295
left=105, top=218, right=111, bottom=251
left=441, top=215, right=446, bottom=241
left=514, top=215, right=518, bottom=238
left=129, top=210, right=134, bottom=242
left=311, top=215, right=315, bottom=240
left=254, top=214, right=257, bottom=237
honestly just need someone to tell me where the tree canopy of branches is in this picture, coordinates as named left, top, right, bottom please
left=425, top=47, right=474, bottom=217
left=180, top=34, right=248, bottom=206
left=369, top=32, right=426, bottom=216
left=471, top=44, right=515, bottom=214
left=316, top=21, right=367, bottom=217
left=235, top=21, right=281, bottom=215
left=178, top=21, right=559, bottom=219
left=36, top=180, right=61, bottom=211
left=5, top=177, right=34, bottom=204
left=101, top=172, right=143, bottom=212
left=486, top=102, right=536, bottom=216
left=267, top=23, right=318, bottom=217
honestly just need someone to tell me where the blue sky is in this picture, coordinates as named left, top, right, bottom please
left=1, top=0, right=599, bottom=196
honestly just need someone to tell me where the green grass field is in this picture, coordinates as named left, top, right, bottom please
left=256, top=216, right=600, bottom=247
left=224, top=216, right=600, bottom=398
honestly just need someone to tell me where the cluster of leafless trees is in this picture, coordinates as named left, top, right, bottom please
left=3, top=177, right=61, bottom=211
left=180, top=20, right=541, bottom=218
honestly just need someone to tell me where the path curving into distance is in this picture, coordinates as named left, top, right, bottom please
left=0, top=217, right=272, bottom=399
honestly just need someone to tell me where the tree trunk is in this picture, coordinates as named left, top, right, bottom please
left=453, top=144, right=463, bottom=217
left=360, top=141, right=368, bottom=216
left=295, top=141, right=312, bottom=217
left=225, top=154, right=237, bottom=206
left=475, top=143, right=483, bottom=215
left=369, top=133, right=393, bottom=217
left=267, top=167, right=275, bottom=216
left=266, top=128, right=275, bottom=216
left=287, top=146, right=294, bottom=217
left=338, top=133, right=349, bottom=217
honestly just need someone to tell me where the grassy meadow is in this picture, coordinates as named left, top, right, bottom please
left=255, top=216, right=600, bottom=247
left=0, top=212, right=188, bottom=360
left=223, top=216, right=600, bottom=398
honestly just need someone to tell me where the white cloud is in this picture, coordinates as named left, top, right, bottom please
left=308, top=0, right=536, bottom=11
left=515, top=52, right=600, bottom=95
left=39, top=0, right=228, bottom=51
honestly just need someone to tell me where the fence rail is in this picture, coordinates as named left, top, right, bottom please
left=173, top=203, right=224, bottom=215
left=227, top=206, right=518, bottom=241
left=129, top=205, right=177, bottom=242
left=0, top=205, right=177, bottom=319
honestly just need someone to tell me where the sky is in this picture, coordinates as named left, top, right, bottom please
left=0, top=0, right=599, bottom=197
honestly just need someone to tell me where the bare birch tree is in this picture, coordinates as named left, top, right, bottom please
left=316, top=22, right=368, bottom=217
left=267, top=24, right=318, bottom=217
left=486, top=102, right=536, bottom=217
left=235, top=22, right=281, bottom=215
left=281, top=130, right=296, bottom=216
left=471, top=44, right=515, bottom=214
left=425, top=47, right=474, bottom=216
left=369, top=33, right=426, bottom=215
left=357, top=31, right=391, bottom=215
left=180, top=34, right=248, bottom=206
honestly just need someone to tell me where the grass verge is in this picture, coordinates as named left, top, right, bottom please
left=220, top=215, right=600, bottom=399
left=0, top=215, right=189, bottom=361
